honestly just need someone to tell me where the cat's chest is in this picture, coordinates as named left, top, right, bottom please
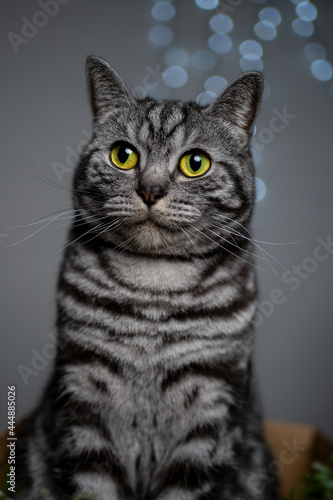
left=108, top=249, right=203, bottom=293
left=104, top=372, right=170, bottom=491
left=102, top=366, right=232, bottom=495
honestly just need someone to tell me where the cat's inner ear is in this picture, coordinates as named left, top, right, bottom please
left=86, top=56, right=134, bottom=120
left=206, top=71, right=263, bottom=139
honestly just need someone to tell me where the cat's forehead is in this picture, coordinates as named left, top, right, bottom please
left=134, top=100, right=199, bottom=152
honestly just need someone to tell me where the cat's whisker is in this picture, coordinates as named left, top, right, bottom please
left=30, top=169, right=72, bottom=192
left=209, top=214, right=291, bottom=276
left=205, top=226, right=266, bottom=263
left=113, top=231, right=137, bottom=253
left=208, top=224, right=282, bottom=265
left=213, top=221, right=285, bottom=278
left=6, top=211, right=78, bottom=247
left=27, top=219, right=122, bottom=268
left=188, top=224, right=264, bottom=271
left=78, top=219, right=123, bottom=247
left=211, top=213, right=300, bottom=246
left=1, top=208, right=79, bottom=230
left=179, top=225, right=199, bottom=252
left=45, top=213, right=112, bottom=231
left=226, top=225, right=287, bottom=277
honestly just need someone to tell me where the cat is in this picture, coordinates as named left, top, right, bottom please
left=15, top=56, right=278, bottom=500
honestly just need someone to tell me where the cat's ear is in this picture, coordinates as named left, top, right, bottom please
left=206, top=71, right=263, bottom=141
left=86, top=56, right=134, bottom=120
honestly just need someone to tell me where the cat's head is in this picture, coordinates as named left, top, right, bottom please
left=73, top=56, right=263, bottom=257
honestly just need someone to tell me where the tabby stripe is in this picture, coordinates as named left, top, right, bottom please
left=62, top=448, right=132, bottom=497
left=184, top=420, right=221, bottom=445
left=60, top=277, right=254, bottom=321
left=161, top=361, right=248, bottom=392
left=63, top=267, right=244, bottom=315
left=58, top=286, right=255, bottom=332
left=57, top=337, right=123, bottom=377
left=154, top=460, right=238, bottom=493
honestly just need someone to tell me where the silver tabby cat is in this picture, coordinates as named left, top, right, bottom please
left=16, top=56, right=278, bottom=499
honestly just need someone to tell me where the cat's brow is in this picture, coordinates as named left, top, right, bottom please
left=161, top=105, right=186, bottom=136
left=146, top=103, right=186, bottom=138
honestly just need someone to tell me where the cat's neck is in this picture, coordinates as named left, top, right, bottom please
left=63, top=240, right=254, bottom=295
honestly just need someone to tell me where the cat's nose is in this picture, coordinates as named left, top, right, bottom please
left=137, top=185, right=166, bottom=207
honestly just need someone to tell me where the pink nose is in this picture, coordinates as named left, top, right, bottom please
left=137, top=185, right=166, bottom=207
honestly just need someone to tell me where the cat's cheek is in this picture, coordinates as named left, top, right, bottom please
left=148, top=198, right=172, bottom=226
left=129, top=196, right=150, bottom=222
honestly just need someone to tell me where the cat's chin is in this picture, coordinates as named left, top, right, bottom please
left=126, top=219, right=176, bottom=254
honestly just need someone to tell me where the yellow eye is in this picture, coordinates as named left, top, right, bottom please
left=111, top=143, right=138, bottom=170
left=179, top=152, right=211, bottom=177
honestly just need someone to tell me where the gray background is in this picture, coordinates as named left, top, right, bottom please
left=1, top=0, right=333, bottom=440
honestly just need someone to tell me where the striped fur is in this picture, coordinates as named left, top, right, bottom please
left=16, top=57, right=278, bottom=499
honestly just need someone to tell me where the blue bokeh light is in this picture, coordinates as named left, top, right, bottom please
left=196, top=91, right=217, bottom=106
left=148, top=84, right=171, bottom=100
left=262, top=81, right=271, bottom=100
left=259, top=7, right=281, bottom=26
left=311, top=60, right=333, bottom=82
left=255, top=177, right=266, bottom=202
left=152, top=2, right=175, bottom=21
left=292, top=18, right=313, bottom=37
left=209, top=14, right=233, bottom=34
left=240, top=57, right=263, bottom=72
left=304, top=43, right=326, bottom=62
left=251, top=147, right=261, bottom=167
left=162, top=66, right=188, bottom=88
left=296, top=2, right=317, bottom=22
left=254, top=21, right=277, bottom=41
left=239, top=40, right=263, bottom=61
left=164, top=47, right=189, bottom=67
left=149, top=25, right=174, bottom=46
left=204, top=76, right=228, bottom=94
left=208, top=33, right=232, bottom=54
left=195, top=0, right=218, bottom=10
left=191, top=50, right=216, bottom=71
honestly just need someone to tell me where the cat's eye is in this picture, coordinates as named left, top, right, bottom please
left=179, top=152, right=211, bottom=178
left=110, top=143, right=139, bottom=170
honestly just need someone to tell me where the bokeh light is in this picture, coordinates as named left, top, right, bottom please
left=255, top=177, right=266, bottom=202
left=304, top=43, right=326, bottom=62
left=254, top=21, right=277, bottom=41
left=311, top=60, right=333, bottom=82
left=296, top=2, right=317, bottom=22
left=164, top=47, right=189, bottom=67
left=151, top=2, right=175, bottom=21
left=191, top=50, right=216, bottom=71
left=162, top=66, right=188, bottom=88
left=148, top=84, right=171, bottom=100
left=292, top=18, right=313, bottom=37
left=208, top=33, right=232, bottom=54
left=259, top=7, right=281, bottom=26
left=239, top=40, right=263, bottom=61
left=195, top=0, right=218, bottom=10
left=240, top=58, right=263, bottom=72
left=149, top=25, right=173, bottom=46
left=204, top=76, right=228, bottom=94
left=209, top=14, right=233, bottom=34
left=196, top=91, right=217, bottom=106
left=262, top=81, right=271, bottom=100
left=251, top=147, right=261, bottom=167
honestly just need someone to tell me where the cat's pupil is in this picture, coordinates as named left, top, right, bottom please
left=118, top=146, right=131, bottom=164
left=190, top=154, right=202, bottom=172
